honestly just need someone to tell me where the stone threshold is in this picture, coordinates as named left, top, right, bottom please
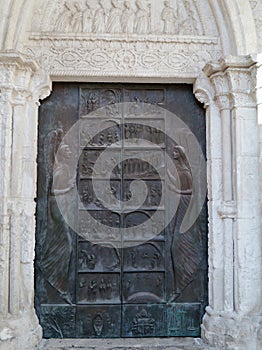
left=41, top=338, right=214, bottom=350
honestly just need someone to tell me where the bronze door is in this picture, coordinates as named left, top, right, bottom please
left=35, top=83, right=208, bottom=338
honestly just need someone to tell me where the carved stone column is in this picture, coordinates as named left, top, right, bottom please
left=201, top=56, right=262, bottom=350
left=0, top=51, right=51, bottom=350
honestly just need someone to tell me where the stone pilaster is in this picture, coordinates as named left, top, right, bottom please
left=201, top=56, right=262, bottom=350
left=0, top=51, right=51, bottom=350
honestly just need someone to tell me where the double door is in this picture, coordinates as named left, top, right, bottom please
left=35, top=83, right=208, bottom=338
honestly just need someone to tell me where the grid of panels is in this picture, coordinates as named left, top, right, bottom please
left=77, top=87, right=167, bottom=337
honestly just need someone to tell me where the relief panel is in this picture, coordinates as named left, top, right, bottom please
left=80, top=119, right=121, bottom=148
left=76, top=306, right=121, bottom=338
left=79, top=149, right=121, bottom=179
left=123, top=121, right=165, bottom=147
left=77, top=273, right=120, bottom=304
left=78, top=210, right=121, bottom=242
left=123, top=179, right=163, bottom=209
left=123, top=241, right=165, bottom=272
left=167, top=303, right=201, bottom=336
left=78, top=241, right=120, bottom=272
left=122, top=305, right=166, bottom=337
left=123, top=272, right=165, bottom=303
left=123, top=149, right=165, bottom=179
left=39, top=306, right=76, bottom=338
left=79, top=179, right=121, bottom=210
left=80, top=88, right=122, bottom=116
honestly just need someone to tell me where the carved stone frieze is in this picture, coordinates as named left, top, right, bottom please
left=26, top=0, right=221, bottom=78
left=25, top=37, right=221, bottom=78
left=30, top=0, right=219, bottom=37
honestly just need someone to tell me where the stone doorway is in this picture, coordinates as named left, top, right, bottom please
left=35, top=82, right=208, bottom=339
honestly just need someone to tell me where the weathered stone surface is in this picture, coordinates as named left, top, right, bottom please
left=41, top=337, right=214, bottom=350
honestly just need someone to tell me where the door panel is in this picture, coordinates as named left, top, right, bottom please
left=35, top=83, right=208, bottom=338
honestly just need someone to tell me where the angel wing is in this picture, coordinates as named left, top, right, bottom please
left=171, top=195, right=202, bottom=298
left=44, top=127, right=64, bottom=194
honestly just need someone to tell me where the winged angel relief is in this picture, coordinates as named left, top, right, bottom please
left=167, top=146, right=202, bottom=301
left=41, top=127, right=75, bottom=304
left=54, top=0, right=201, bottom=35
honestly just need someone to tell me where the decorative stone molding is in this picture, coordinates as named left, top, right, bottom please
left=0, top=51, right=51, bottom=350
left=25, top=34, right=221, bottom=79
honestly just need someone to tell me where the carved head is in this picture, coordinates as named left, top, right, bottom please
left=136, top=0, right=144, bottom=9
left=124, top=0, right=130, bottom=8
left=173, top=145, right=186, bottom=160
left=56, top=144, right=72, bottom=162
left=164, top=0, right=170, bottom=7
left=112, top=0, right=120, bottom=8
left=74, top=2, right=81, bottom=11
left=64, top=1, right=73, bottom=11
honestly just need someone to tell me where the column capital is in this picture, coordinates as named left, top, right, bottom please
left=204, top=55, right=257, bottom=110
left=0, top=50, right=51, bottom=105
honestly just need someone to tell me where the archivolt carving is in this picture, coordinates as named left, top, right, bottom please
left=249, top=0, right=262, bottom=51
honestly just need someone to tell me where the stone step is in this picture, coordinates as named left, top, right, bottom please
left=40, top=338, right=214, bottom=350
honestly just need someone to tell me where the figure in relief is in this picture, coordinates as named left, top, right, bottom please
left=42, top=134, right=75, bottom=304
left=134, top=0, right=151, bottom=34
left=93, top=0, right=106, bottom=33
left=71, top=2, right=83, bottom=32
left=107, top=0, right=122, bottom=34
left=161, top=0, right=178, bottom=34
left=83, top=1, right=93, bottom=33
left=55, top=2, right=74, bottom=32
left=179, top=0, right=200, bottom=35
left=121, top=1, right=135, bottom=34
left=167, top=146, right=201, bottom=301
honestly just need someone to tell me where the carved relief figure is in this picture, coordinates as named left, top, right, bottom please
left=179, top=0, right=199, bottom=35
left=167, top=146, right=201, bottom=301
left=83, top=1, right=93, bottom=32
left=42, top=135, right=75, bottom=304
left=161, top=0, right=178, bottom=34
left=121, top=1, right=135, bottom=33
left=134, top=0, right=151, bottom=34
left=93, top=314, right=104, bottom=335
left=55, top=2, right=74, bottom=32
left=71, top=2, right=83, bottom=32
left=93, top=1, right=106, bottom=33
left=107, top=0, right=122, bottom=34
left=132, top=309, right=155, bottom=335
left=53, top=0, right=202, bottom=36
